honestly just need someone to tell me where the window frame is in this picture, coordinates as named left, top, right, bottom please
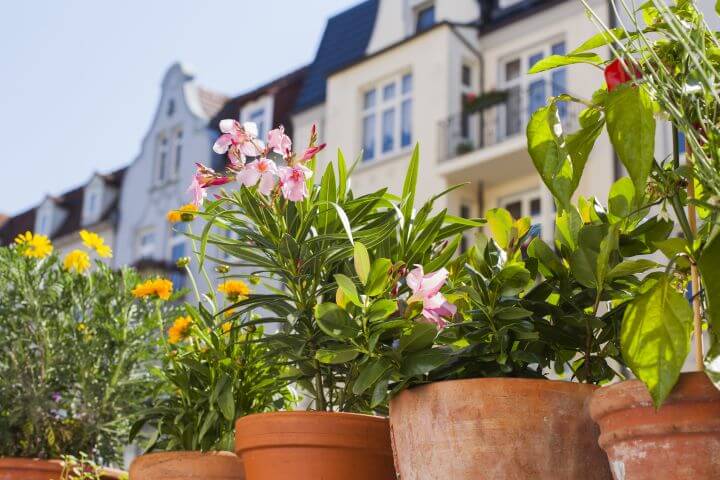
left=415, top=3, right=436, bottom=33
left=498, top=189, right=543, bottom=229
left=136, top=228, right=156, bottom=260
left=361, top=72, right=413, bottom=163
left=498, top=38, right=567, bottom=140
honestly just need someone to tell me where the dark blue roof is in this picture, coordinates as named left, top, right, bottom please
left=293, top=0, right=379, bottom=113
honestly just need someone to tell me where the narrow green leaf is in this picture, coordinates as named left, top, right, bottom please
left=528, top=53, right=603, bottom=74
left=698, top=230, right=720, bottom=331
left=337, top=149, right=348, bottom=200
left=621, top=277, right=693, bottom=407
left=570, top=28, right=627, bottom=53
left=401, top=144, right=420, bottom=220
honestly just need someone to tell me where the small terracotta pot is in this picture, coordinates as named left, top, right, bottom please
left=235, top=411, right=396, bottom=480
left=129, top=451, right=243, bottom=479
left=0, top=458, right=125, bottom=480
left=589, top=371, right=720, bottom=480
left=389, top=378, right=611, bottom=480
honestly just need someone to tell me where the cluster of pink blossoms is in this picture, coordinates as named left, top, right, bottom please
left=406, top=266, right=457, bottom=329
left=187, top=120, right=326, bottom=206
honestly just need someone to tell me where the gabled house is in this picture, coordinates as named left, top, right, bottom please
left=0, top=168, right=126, bottom=255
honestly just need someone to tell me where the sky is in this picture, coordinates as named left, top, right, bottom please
left=0, top=0, right=358, bottom=216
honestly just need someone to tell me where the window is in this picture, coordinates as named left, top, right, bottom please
left=174, top=130, right=183, bottom=177
left=462, top=64, right=472, bottom=87
left=500, top=40, right=566, bottom=140
left=415, top=4, right=435, bottom=32
left=249, top=108, right=267, bottom=142
left=137, top=229, right=155, bottom=259
left=460, top=64, right=475, bottom=140
left=38, top=213, right=49, bottom=236
left=87, top=191, right=97, bottom=217
left=499, top=0, right=523, bottom=8
left=500, top=190, right=543, bottom=237
left=362, top=73, right=413, bottom=162
left=167, top=99, right=175, bottom=117
left=677, top=130, right=686, bottom=154
left=157, top=136, right=169, bottom=183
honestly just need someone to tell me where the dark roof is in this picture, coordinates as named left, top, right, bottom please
left=0, top=167, right=127, bottom=246
left=478, top=0, right=569, bottom=35
left=293, top=0, right=379, bottom=113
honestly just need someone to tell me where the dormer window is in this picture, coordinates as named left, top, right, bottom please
left=156, top=135, right=169, bottom=184
left=415, top=4, right=435, bottom=33
left=37, top=212, right=50, bottom=236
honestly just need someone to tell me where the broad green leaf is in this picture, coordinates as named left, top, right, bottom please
left=555, top=207, right=582, bottom=250
left=570, top=28, right=627, bottom=53
left=371, top=377, right=390, bottom=408
left=527, top=237, right=565, bottom=278
left=698, top=231, right=720, bottom=331
left=399, top=322, right=438, bottom=353
left=400, top=349, right=449, bottom=377
left=217, top=382, right=235, bottom=421
left=353, top=242, right=371, bottom=285
left=596, top=224, right=619, bottom=290
left=605, top=84, right=656, bottom=203
left=566, top=107, right=604, bottom=193
left=334, top=274, right=361, bottom=307
left=367, top=299, right=398, bottom=323
left=607, top=259, right=659, bottom=280
left=528, top=53, right=603, bottom=73
left=607, top=177, right=635, bottom=222
left=527, top=104, right=574, bottom=209
left=352, top=357, right=391, bottom=395
left=486, top=208, right=513, bottom=249
left=569, top=224, right=608, bottom=288
left=621, top=277, right=693, bottom=407
left=365, top=258, right=393, bottom=296
left=493, top=263, right=532, bottom=296
left=314, top=303, right=359, bottom=339
left=315, top=347, right=360, bottom=364
left=654, top=238, right=689, bottom=260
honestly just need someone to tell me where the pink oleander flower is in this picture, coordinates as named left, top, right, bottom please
left=237, top=157, right=278, bottom=195
left=188, top=163, right=231, bottom=206
left=267, top=126, right=292, bottom=156
left=299, top=144, right=327, bottom=161
left=213, top=120, right=264, bottom=162
left=406, top=266, right=457, bottom=329
left=278, top=164, right=313, bottom=202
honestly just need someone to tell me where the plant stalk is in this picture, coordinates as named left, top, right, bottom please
left=686, top=140, right=704, bottom=371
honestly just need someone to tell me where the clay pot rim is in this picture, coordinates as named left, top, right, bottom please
left=129, top=450, right=242, bottom=478
left=0, top=457, right=63, bottom=471
left=235, top=411, right=392, bottom=454
left=589, top=371, right=720, bottom=421
left=402, top=376, right=599, bottom=394
left=0, top=457, right=125, bottom=478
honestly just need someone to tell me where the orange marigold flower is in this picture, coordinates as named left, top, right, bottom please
left=168, top=316, right=192, bottom=344
left=218, top=280, right=250, bottom=301
left=167, top=203, right=199, bottom=223
left=132, top=278, right=173, bottom=300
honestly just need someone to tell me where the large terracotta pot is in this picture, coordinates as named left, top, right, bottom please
left=389, top=378, right=611, bottom=480
left=129, top=451, right=243, bottom=479
left=235, top=411, right=396, bottom=480
left=0, top=458, right=125, bottom=480
left=589, top=371, right=720, bottom=480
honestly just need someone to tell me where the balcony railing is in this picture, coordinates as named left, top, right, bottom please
left=438, top=88, right=581, bottom=162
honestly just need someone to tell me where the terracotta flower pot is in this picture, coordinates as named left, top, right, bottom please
left=389, top=378, right=611, bottom=480
left=235, top=411, right=396, bottom=480
left=0, top=458, right=125, bottom=480
left=589, top=371, right=720, bottom=480
left=129, top=451, right=244, bottom=479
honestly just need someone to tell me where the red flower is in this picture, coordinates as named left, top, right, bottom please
left=604, top=58, right=642, bottom=92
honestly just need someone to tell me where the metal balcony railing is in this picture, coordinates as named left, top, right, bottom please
left=438, top=88, right=582, bottom=162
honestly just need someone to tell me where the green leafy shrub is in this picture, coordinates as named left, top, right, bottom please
left=0, top=240, right=179, bottom=464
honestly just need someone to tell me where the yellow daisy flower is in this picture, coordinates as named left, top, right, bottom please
left=79, top=230, right=113, bottom=258
left=167, top=203, right=198, bottom=223
left=218, top=280, right=250, bottom=301
left=222, top=321, right=233, bottom=334
left=64, top=249, right=91, bottom=273
left=168, top=316, right=193, bottom=344
left=14, top=231, right=53, bottom=259
left=132, top=278, right=173, bottom=300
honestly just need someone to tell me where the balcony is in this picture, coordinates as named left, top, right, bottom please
left=437, top=88, right=581, bottom=165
